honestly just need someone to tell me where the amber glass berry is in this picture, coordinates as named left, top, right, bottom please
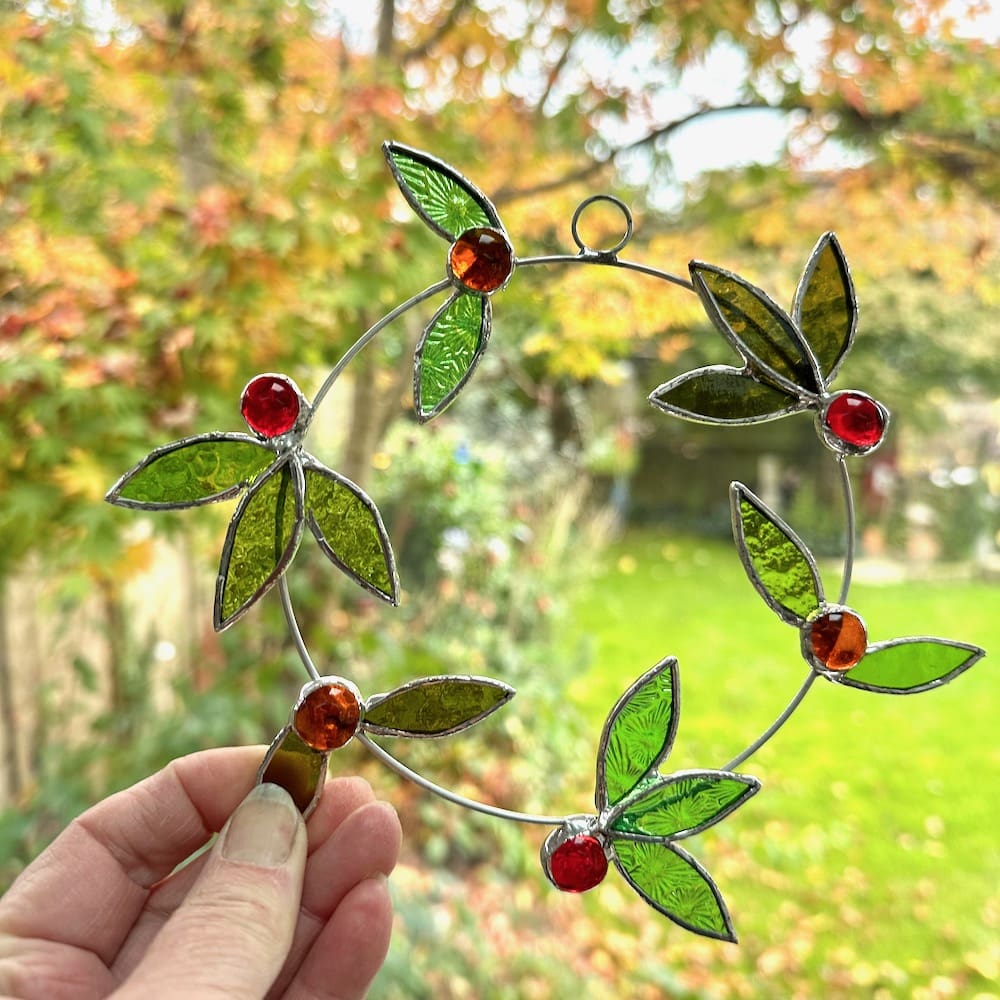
left=293, top=682, right=362, bottom=751
left=241, top=375, right=300, bottom=438
left=809, top=609, right=868, bottom=671
left=548, top=834, right=608, bottom=893
left=449, top=228, right=514, bottom=293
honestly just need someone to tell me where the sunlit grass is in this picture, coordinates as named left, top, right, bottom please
left=567, top=531, right=998, bottom=997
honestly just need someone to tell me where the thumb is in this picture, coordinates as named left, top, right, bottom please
left=113, top=783, right=307, bottom=1000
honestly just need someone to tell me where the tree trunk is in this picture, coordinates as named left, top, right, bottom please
left=0, top=584, right=22, bottom=802
left=377, top=0, right=395, bottom=59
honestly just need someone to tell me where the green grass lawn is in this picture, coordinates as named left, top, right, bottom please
left=565, top=531, right=998, bottom=998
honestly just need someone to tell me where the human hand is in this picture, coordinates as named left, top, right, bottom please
left=0, top=747, right=402, bottom=999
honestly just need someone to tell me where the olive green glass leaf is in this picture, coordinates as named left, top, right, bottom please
left=612, top=839, right=737, bottom=942
left=215, top=461, right=304, bottom=631
left=304, top=460, right=398, bottom=605
left=257, top=725, right=327, bottom=816
left=596, top=657, right=679, bottom=810
left=731, top=483, right=823, bottom=626
left=107, top=433, right=274, bottom=510
left=836, top=637, right=985, bottom=694
left=793, top=232, right=856, bottom=383
left=363, top=675, right=514, bottom=737
left=383, top=141, right=500, bottom=241
left=415, top=292, right=490, bottom=421
left=609, top=770, right=761, bottom=841
left=648, top=364, right=805, bottom=425
left=690, top=262, right=822, bottom=396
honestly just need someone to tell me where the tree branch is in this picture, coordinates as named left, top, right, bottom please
left=401, top=0, right=473, bottom=64
left=534, top=35, right=576, bottom=115
left=494, top=101, right=792, bottom=204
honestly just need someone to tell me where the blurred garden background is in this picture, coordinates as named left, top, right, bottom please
left=1, top=1, right=998, bottom=996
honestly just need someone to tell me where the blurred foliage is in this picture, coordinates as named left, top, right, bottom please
left=0, top=0, right=997, bottom=994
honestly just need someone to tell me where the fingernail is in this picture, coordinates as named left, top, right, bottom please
left=222, top=783, right=300, bottom=867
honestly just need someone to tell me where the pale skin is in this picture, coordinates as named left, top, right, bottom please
left=0, top=747, right=402, bottom=1000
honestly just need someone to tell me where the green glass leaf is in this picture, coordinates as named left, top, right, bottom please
left=215, top=461, right=304, bottom=630
left=304, top=461, right=398, bottom=605
left=257, top=725, right=327, bottom=816
left=648, top=365, right=803, bottom=424
left=107, top=433, right=273, bottom=509
left=612, top=840, right=737, bottom=942
left=793, top=233, right=856, bottom=383
left=363, top=675, right=514, bottom=737
left=596, top=657, right=679, bottom=810
left=415, top=292, right=490, bottom=421
left=836, top=637, right=984, bottom=694
left=383, top=141, right=500, bottom=241
left=610, top=770, right=761, bottom=840
left=731, top=483, right=823, bottom=625
left=691, top=262, right=821, bottom=395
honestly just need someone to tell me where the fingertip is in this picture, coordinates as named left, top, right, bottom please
left=304, top=776, right=378, bottom=851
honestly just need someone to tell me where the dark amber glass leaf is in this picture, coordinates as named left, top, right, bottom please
left=415, top=293, right=490, bottom=421
left=363, top=675, right=514, bottom=737
left=609, top=770, right=761, bottom=840
left=793, top=233, right=856, bottom=383
left=834, top=637, right=984, bottom=694
left=691, top=262, right=821, bottom=395
left=215, top=461, right=304, bottom=630
left=596, top=657, right=679, bottom=810
left=304, top=460, right=398, bottom=605
left=731, top=483, right=823, bottom=626
left=611, top=840, right=737, bottom=942
left=383, top=142, right=501, bottom=240
left=257, top=725, right=327, bottom=816
left=107, top=433, right=273, bottom=509
left=648, top=365, right=803, bottom=424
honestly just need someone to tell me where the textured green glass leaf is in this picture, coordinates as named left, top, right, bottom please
left=612, top=840, right=737, bottom=942
left=837, top=637, right=984, bottom=694
left=793, top=233, right=856, bottom=382
left=304, top=462, right=398, bottom=605
left=415, top=293, right=489, bottom=420
left=691, top=263, right=821, bottom=395
left=363, top=675, right=514, bottom=737
left=215, top=462, right=303, bottom=630
left=610, top=771, right=760, bottom=840
left=597, top=658, right=679, bottom=809
left=384, top=142, right=499, bottom=240
left=649, top=365, right=801, bottom=424
left=258, top=725, right=327, bottom=816
left=107, top=433, right=272, bottom=509
left=731, top=483, right=822, bottom=625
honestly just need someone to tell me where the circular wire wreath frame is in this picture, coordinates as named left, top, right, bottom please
left=105, top=141, right=986, bottom=944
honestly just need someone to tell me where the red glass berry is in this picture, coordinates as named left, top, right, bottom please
left=293, top=681, right=361, bottom=751
left=241, top=375, right=301, bottom=438
left=822, top=391, right=886, bottom=452
left=449, top=228, right=514, bottom=293
left=809, top=608, right=867, bottom=672
left=548, top=834, right=608, bottom=893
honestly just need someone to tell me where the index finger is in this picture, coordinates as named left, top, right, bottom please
left=0, top=746, right=265, bottom=966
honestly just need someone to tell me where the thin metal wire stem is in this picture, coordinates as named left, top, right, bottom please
left=517, top=253, right=695, bottom=291
left=307, top=278, right=453, bottom=419
left=721, top=671, right=816, bottom=772
left=355, top=732, right=567, bottom=827
left=836, top=456, right=856, bottom=605
left=277, top=577, right=320, bottom=681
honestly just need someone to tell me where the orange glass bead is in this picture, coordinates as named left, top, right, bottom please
left=809, top=609, right=867, bottom=671
left=293, top=681, right=361, bottom=751
left=449, top=228, right=514, bottom=293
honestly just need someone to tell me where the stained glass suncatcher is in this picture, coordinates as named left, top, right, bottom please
left=103, top=141, right=986, bottom=943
